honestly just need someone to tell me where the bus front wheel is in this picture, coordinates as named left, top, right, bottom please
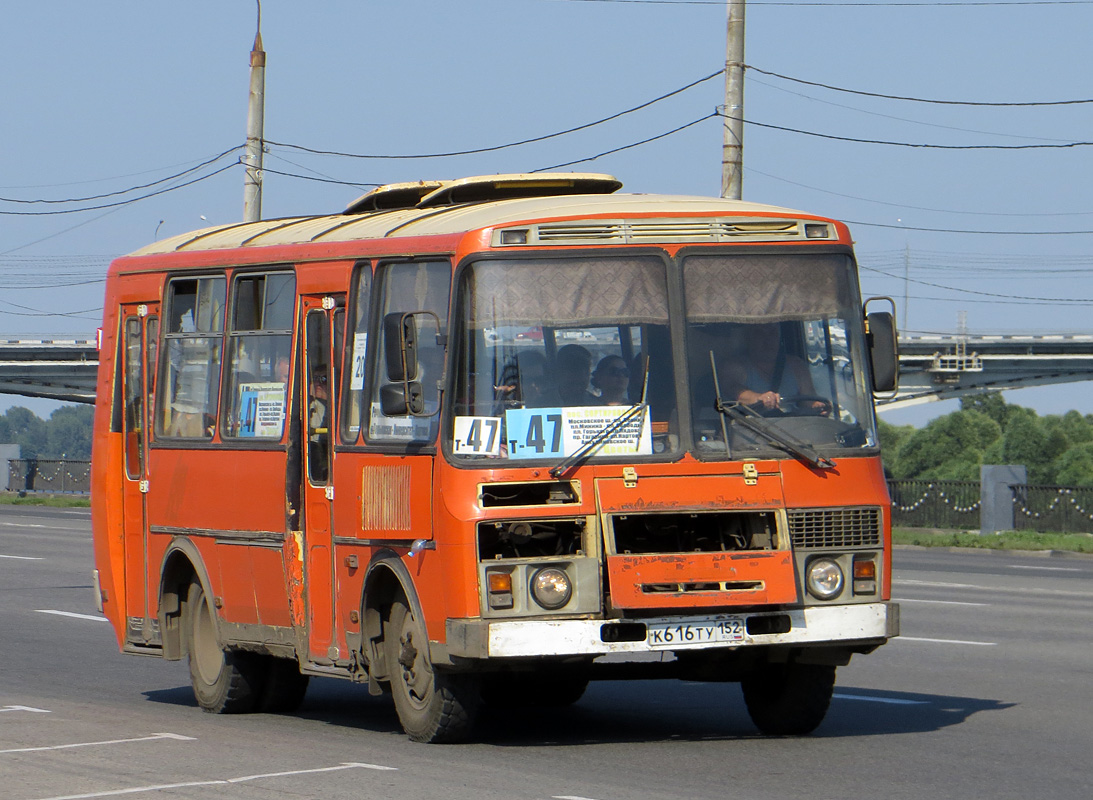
left=740, top=662, right=835, bottom=736
left=185, top=580, right=263, bottom=714
left=385, top=596, right=480, bottom=743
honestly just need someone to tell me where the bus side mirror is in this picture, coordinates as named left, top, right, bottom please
left=380, top=381, right=425, bottom=416
left=384, top=312, right=418, bottom=382
left=865, top=305, right=899, bottom=394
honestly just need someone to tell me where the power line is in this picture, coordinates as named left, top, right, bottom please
left=861, top=264, right=1093, bottom=300
left=0, top=147, right=242, bottom=205
left=535, top=112, right=717, bottom=170
left=749, top=166, right=1093, bottom=216
left=266, top=70, right=723, bottom=161
left=0, top=162, right=238, bottom=216
left=551, top=0, right=1093, bottom=6
left=722, top=111, right=1093, bottom=150
left=747, top=65, right=1093, bottom=106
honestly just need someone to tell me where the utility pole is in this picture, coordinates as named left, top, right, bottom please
left=721, top=0, right=746, bottom=199
left=242, top=1, right=266, bottom=223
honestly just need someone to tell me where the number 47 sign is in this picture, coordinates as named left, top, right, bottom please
left=452, top=407, right=651, bottom=459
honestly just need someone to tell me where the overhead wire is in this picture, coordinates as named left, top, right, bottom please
left=265, top=70, right=723, bottom=161
left=0, top=147, right=242, bottom=205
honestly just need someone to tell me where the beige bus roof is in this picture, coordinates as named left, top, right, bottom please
left=127, top=177, right=832, bottom=257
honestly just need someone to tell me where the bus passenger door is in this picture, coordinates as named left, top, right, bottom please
left=300, top=295, right=344, bottom=662
left=120, top=302, right=159, bottom=646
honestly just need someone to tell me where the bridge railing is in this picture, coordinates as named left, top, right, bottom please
left=6, top=459, right=91, bottom=494
left=887, top=480, right=982, bottom=530
left=1010, top=485, right=1093, bottom=534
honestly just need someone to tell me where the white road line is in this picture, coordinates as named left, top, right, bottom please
left=897, top=597, right=988, bottom=607
left=898, top=636, right=997, bottom=646
left=0, top=554, right=43, bottom=560
left=0, top=732, right=194, bottom=755
left=0, top=522, right=52, bottom=529
left=553, top=796, right=602, bottom=800
left=833, top=693, right=929, bottom=706
left=0, top=705, right=51, bottom=713
left=35, top=610, right=109, bottom=623
left=1008, top=565, right=1082, bottom=572
left=896, top=578, right=1093, bottom=599
left=29, top=762, right=397, bottom=800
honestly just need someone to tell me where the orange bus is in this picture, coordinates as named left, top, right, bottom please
left=91, top=173, right=900, bottom=743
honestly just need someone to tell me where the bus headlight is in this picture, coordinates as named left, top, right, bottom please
left=530, top=567, right=572, bottom=610
left=806, top=558, right=844, bottom=600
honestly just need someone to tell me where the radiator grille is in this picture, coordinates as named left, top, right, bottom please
left=788, top=507, right=882, bottom=549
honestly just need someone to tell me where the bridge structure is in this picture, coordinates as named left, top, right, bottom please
left=3, top=332, right=1093, bottom=411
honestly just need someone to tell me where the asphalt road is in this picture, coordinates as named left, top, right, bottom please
left=2, top=505, right=1091, bottom=800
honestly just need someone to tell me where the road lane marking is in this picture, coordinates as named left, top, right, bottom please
left=896, top=578, right=1093, bottom=599
left=897, top=598, right=988, bottom=607
left=898, top=636, right=997, bottom=646
left=554, top=796, right=602, bottom=800
left=833, top=693, right=930, bottom=705
left=0, top=554, right=43, bottom=560
left=35, top=610, right=109, bottom=623
left=0, top=705, right=51, bottom=713
left=1, top=732, right=194, bottom=755
left=28, top=762, right=397, bottom=800
left=1008, top=565, right=1082, bottom=572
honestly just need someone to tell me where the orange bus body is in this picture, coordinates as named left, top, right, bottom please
left=91, top=175, right=899, bottom=742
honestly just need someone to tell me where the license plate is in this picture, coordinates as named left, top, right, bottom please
left=647, top=617, right=745, bottom=647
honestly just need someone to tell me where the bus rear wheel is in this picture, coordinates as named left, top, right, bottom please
left=186, top=580, right=263, bottom=714
left=740, top=662, right=835, bottom=736
left=385, top=596, right=480, bottom=743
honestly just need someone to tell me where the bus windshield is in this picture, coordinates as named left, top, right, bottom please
left=450, top=251, right=877, bottom=464
left=684, top=251, right=878, bottom=459
left=452, top=255, right=676, bottom=461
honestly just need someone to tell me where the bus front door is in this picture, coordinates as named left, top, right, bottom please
left=119, top=303, right=159, bottom=647
left=299, top=296, right=344, bottom=663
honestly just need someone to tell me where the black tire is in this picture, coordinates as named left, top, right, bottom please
left=386, top=596, right=480, bottom=743
left=258, top=656, right=310, bottom=713
left=480, top=669, right=590, bottom=709
left=741, top=663, right=836, bottom=736
left=185, top=580, right=263, bottom=714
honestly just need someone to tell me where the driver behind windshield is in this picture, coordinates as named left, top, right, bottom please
left=724, top=323, right=827, bottom=415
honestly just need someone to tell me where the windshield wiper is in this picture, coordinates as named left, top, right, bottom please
left=548, top=401, right=648, bottom=478
left=709, top=352, right=835, bottom=471
left=549, top=361, right=651, bottom=478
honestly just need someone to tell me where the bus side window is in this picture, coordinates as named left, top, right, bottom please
left=223, top=271, right=295, bottom=440
left=340, top=262, right=371, bottom=443
left=366, top=260, right=450, bottom=444
left=156, top=276, right=226, bottom=440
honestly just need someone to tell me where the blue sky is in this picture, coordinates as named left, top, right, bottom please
left=3, top=0, right=1092, bottom=422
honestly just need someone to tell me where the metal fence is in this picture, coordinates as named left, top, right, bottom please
left=5, top=459, right=91, bottom=494
left=887, top=480, right=982, bottom=530
left=1011, top=485, right=1093, bottom=534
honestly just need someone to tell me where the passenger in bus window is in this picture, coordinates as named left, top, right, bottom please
left=591, top=355, right=631, bottom=405
left=556, top=344, right=595, bottom=406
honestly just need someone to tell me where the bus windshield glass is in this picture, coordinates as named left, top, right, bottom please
left=684, top=251, right=878, bottom=458
left=452, top=255, right=677, bottom=462
left=450, top=250, right=877, bottom=464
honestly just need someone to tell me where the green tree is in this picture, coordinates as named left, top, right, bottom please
left=960, top=391, right=1010, bottom=428
left=45, top=405, right=94, bottom=459
left=1055, top=442, right=1093, bottom=487
left=2, top=407, right=48, bottom=460
left=1001, top=412, right=1056, bottom=484
left=890, top=409, right=1001, bottom=481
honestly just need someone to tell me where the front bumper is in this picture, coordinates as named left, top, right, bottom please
left=445, top=601, right=899, bottom=659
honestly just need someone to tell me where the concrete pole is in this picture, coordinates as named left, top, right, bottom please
left=721, top=0, right=745, bottom=200
left=242, top=15, right=266, bottom=223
